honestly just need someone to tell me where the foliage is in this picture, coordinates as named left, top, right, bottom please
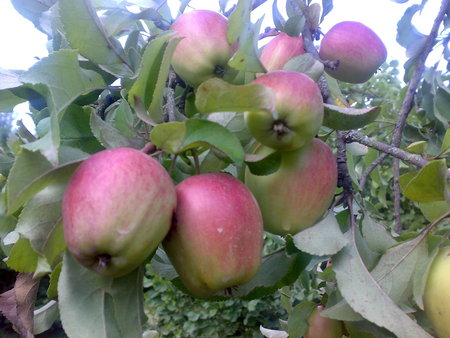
left=0, top=0, right=448, bottom=337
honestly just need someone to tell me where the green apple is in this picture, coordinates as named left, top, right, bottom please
left=170, top=10, right=234, bottom=88
left=245, top=70, right=323, bottom=151
left=163, top=173, right=264, bottom=298
left=305, top=305, right=343, bottom=338
left=319, top=21, right=387, bottom=83
left=63, top=148, right=176, bottom=277
left=260, top=33, right=305, bottom=72
left=245, top=138, right=337, bottom=236
left=424, top=246, right=450, bottom=338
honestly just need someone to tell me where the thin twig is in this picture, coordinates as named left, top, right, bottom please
left=358, top=153, right=388, bottom=191
left=391, top=0, right=449, bottom=232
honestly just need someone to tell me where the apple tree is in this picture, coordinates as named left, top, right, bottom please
left=0, top=0, right=449, bottom=337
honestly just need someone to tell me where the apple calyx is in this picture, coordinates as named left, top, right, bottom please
left=272, top=120, right=291, bottom=138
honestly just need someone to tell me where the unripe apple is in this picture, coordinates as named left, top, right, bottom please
left=260, top=33, right=305, bottom=72
left=245, top=71, right=324, bottom=151
left=63, top=148, right=176, bottom=277
left=319, top=21, right=387, bottom=83
left=245, top=138, right=337, bottom=236
left=423, top=246, right=450, bottom=338
left=163, top=173, right=264, bottom=298
left=305, top=305, right=343, bottom=338
left=170, top=10, right=234, bottom=88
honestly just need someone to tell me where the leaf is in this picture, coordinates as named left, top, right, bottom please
left=59, top=0, right=131, bottom=72
left=419, top=200, right=450, bottom=222
left=272, top=0, right=286, bottom=31
left=128, top=32, right=180, bottom=124
left=6, top=148, right=84, bottom=214
left=399, top=160, right=448, bottom=202
left=150, top=118, right=245, bottom=165
left=245, top=151, right=282, bottom=176
left=396, top=5, right=427, bottom=57
left=361, top=215, right=397, bottom=254
left=287, top=301, right=316, bottom=338
left=195, top=78, right=275, bottom=114
left=441, top=128, right=450, bottom=154
left=228, top=13, right=265, bottom=73
left=227, top=0, right=251, bottom=45
left=58, top=251, right=145, bottom=338
left=333, top=229, right=432, bottom=338
left=19, top=50, right=105, bottom=164
left=47, top=262, right=62, bottom=299
left=406, top=141, right=427, bottom=155
left=33, top=300, right=59, bottom=335
left=321, top=0, right=333, bottom=22
left=370, top=235, right=427, bottom=305
left=11, top=0, right=56, bottom=34
left=0, top=215, right=17, bottom=256
left=293, top=212, right=348, bottom=256
left=0, top=273, right=40, bottom=338
left=283, top=53, right=324, bottom=82
left=323, top=104, right=381, bottom=130
left=90, top=112, right=145, bottom=149
left=6, top=237, right=39, bottom=273
left=0, top=68, right=23, bottom=90
left=260, top=325, right=288, bottom=338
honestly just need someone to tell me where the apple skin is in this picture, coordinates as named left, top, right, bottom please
left=245, top=138, right=337, bottom=236
left=260, top=33, right=305, bottom=72
left=305, top=305, right=343, bottom=338
left=319, top=21, right=387, bottom=84
left=170, top=10, right=234, bottom=88
left=163, top=173, right=264, bottom=298
left=245, top=71, right=324, bottom=151
left=423, top=246, right=450, bottom=338
left=63, top=147, right=176, bottom=277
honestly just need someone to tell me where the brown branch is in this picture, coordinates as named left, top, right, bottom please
left=391, top=0, right=449, bottom=232
left=358, top=153, right=388, bottom=191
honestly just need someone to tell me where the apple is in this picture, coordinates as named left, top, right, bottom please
left=423, top=246, right=450, bottom=338
left=260, top=33, right=305, bottom=72
left=305, top=305, right=343, bottom=338
left=63, top=147, right=176, bottom=277
left=245, top=138, right=337, bottom=236
left=170, top=10, right=234, bottom=88
left=163, top=173, right=264, bottom=298
left=245, top=71, right=324, bottom=151
left=319, top=21, right=387, bottom=83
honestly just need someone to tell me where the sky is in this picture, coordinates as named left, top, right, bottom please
left=0, top=0, right=445, bottom=124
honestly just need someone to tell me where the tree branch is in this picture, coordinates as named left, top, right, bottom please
left=390, top=0, right=449, bottom=231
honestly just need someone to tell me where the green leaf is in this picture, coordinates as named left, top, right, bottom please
left=6, top=236, right=38, bottom=273
left=47, top=262, right=62, bottom=299
left=323, top=104, right=381, bottom=130
left=333, top=229, right=432, bottom=338
left=272, top=0, right=286, bottom=30
left=0, top=90, right=26, bottom=112
left=148, top=37, right=182, bottom=123
left=283, top=53, right=324, bottom=82
left=227, top=2, right=265, bottom=73
left=245, top=151, right=282, bottom=176
left=15, top=183, right=67, bottom=267
left=58, top=252, right=145, bottom=338
left=361, top=215, right=397, bottom=254
left=128, top=32, right=174, bottom=116
left=320, top=0, right=333, bottom=22
left=0, top=215, right=17, bottom=256
left=195, top=78, right=275, bottom=114
left=441, top=128, right=450, bottom=154
left=399, top=160, right=448, bottom=202
left=293, top=212, right=348, bottom=256
left=287, top=301, right=316, bottom=338
left=0, top=68, right=23, bottom=90
left=370, top=235, right=427, bottom=305
left=33, top=300, right=59, bottom=335
left=396, top=5, right=427, bottom=57
left=19, top=50, right=105, bottom=164
left=59, top=0, right=131, bottom=73
left=90, top=112, right=145, bottom=149
left=11, top=0, right=56, bottom=34
left=150, top=118, right=245, bottom=164
left=6, top=148, right=85, bottom=214
left=406, top=141, right=427, bottom=155
left=419, top=200, right=450, bottom=222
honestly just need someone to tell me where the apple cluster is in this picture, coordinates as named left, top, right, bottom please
left=61, top=9, right=388, bottom=300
